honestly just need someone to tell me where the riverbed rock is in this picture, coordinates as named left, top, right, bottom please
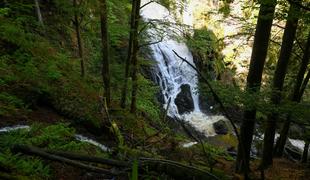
left=213, top=120, right=228, bottom=135
left=175, top=84, right=194, bottom=114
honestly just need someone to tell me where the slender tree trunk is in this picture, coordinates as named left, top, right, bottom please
left=73, top=0, right=85, bottom=77
left=302, top=142, right=309, bottom=163
left=274, top=33, right=310, bottom=157
left=261, top=1, right=300, bottom=168
left=298, top=69, right=310, bottom=100
left=100, top=0, right=111, bottom=107
left=34, top=0, right=44, bottom=26
left=235, top=0, right=277, bottom=176
left=130, top=0, right=141, bottom=113
left=120, top=0, right=137, bottom=108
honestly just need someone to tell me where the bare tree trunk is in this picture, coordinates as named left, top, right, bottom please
left=261, top=0, right=300, bottom=168
left=120, top=0, right=137, bottom=108
left=100, top=0, right=111, bottom=107
left=274, top=33, right=310, bottom=157
left=73, top=0, right=85, bottom=77
left=130, top=0, right=141, bottom=113
left=302, top=142, right=310, bottom=163
left=34, top=0, right=44, bottom=26
left=235, top=0, right=277, bottom=177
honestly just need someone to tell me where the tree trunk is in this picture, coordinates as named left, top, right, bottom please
left=120, top=0, right=137, bottom=108
left=274, top=32, right=310, bottom=157
left=235, top=0, right=277, bottom=176
left=302, top=142, right=309, bottom=163
left=130, top=0, right=141, bottom=113
left=73, top=0, right=85, bottom=77
left=298, top=69, right=310, bottom=100
left=261, top=0, right=300, bottom=168
left=100, top=0, right=111, bottom=107
left=34, top=0, right=44, bottom=26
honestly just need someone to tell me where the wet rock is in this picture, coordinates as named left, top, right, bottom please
left=289, top=125, right=303, bottom=139
left=213, top=120, right=228, bottom=135
left=175, top=84, right=194, bottom=114
left=284, top=140, right=303, bottom=160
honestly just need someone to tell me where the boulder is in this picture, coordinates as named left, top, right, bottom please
left=213, top=120, right=228, bottom=135
left=174, top=84, right=194, bottom=114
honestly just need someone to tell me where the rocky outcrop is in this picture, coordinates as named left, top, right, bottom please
left=213, top=120, right=228, bottom=135
left=175, top=84, right=194, bottom=114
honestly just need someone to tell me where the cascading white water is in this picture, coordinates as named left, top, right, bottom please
left=141, top=0, right=200, bottom=117
left=141, top=0, right=225, bottom=136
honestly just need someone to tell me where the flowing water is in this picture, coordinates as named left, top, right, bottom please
left=140, top=0, right=225, bottom=136
left=0, top=125, right=109, bottom=152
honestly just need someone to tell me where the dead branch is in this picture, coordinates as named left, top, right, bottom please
left=139, top=37, right=164, bottom=48
left=12, top=144, right=119, bottom=176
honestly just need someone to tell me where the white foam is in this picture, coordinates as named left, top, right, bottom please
left=182, top=141, right=198, bottom=148
left=0, top=125, right=30, bottom=133
left=75, top=134, right=109, bottom=152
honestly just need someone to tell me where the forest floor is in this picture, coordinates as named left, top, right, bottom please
left=1, top=107, right=309, bottom=180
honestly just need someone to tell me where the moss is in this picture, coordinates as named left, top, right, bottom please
left=0, top=123, right=110, bottom=179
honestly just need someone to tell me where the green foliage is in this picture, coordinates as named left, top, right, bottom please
left=137, top=74, right=161, bottom=122
left=0, top=92, right=28, bottom=116
left=0, top=123, right=106, bottom=179
left=219, top=0, right=232, bottom=17
left=131, top=159, right=139, bottom=180
left=187, top=28, right=225, bottom=78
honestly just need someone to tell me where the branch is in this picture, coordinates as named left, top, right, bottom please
left=287, top=0, right=310, bottom=11
left=12, top=144, right=220, bottom=180
left=12, top=144, right=119, bottom=175
left=138, top=21, right=156, bottom=35
left=139, top=37, right=164, bottom=48
left=140, top=0, right=157, bottom=9
left=270, top=39, right=303, bottom=60
left=172, top=50, right=241, bottom=143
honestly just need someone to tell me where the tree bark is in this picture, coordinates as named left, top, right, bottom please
left=73, top=0, right=85, bottom=77
left=261, top=0, right=300, bottom=168
left=34, top=0, right=44, bottom=26
left=100, top=0, right=111, bottom=107
left=302, top=142, right=309, bottom=163
left=120, top=0, right=137, bottom=108
left=130, top=0, right=141, bottom=113
left=274, top=32, right=310, bottom=157
left=235, top=0, right=277, bottom=176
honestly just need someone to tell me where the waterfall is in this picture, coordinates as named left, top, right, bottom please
left=141, top=0, right=225, bottom=136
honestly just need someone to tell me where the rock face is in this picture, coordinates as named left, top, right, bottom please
left=213, top=120, right=228, bottom=135
left=175, top=84, right=194, bottom=114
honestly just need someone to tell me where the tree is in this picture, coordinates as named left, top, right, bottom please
left=73, top=0, right=85, bottom=77
left=261, top=0, right=301, bottom=168
left=130, top=0, right=141, bottom=113
left=274, top=32, right=310, bottom=157
left=120, top=0, right=137, bottom=108
left=100, top=0, right=111, bottom=107
left=34, top=0, right=44, bottom=26
left=235, top=0, right=277, bottom=176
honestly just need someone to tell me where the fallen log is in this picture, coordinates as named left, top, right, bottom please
left=45, top=149, right=130, bottom=167
left=12, top=144, right=219, bottom=179
left=139, top=158, right=220, bottom=180
left=11, top=144, right=119, bottom=176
